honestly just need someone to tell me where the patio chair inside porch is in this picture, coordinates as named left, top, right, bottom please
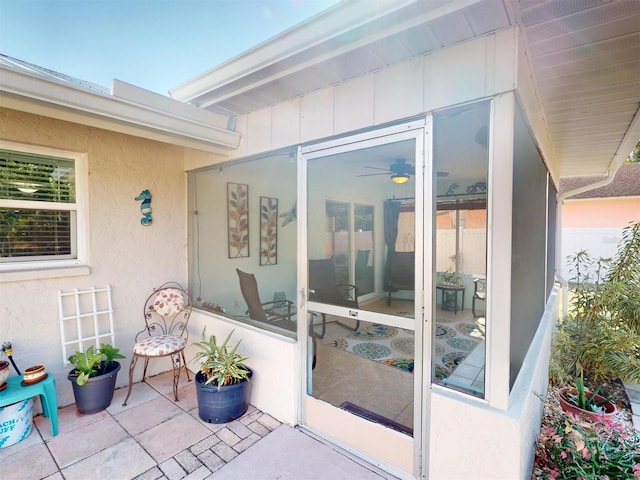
left=472, top=278, right=486, bottom=317
left=308, top=258, right=360, bottom=338
left=122, top=282, right=192, bottom=406
left=236, top=269, right=296, bottom=332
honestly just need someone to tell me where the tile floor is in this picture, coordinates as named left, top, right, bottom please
left=312, top=320, right=415, bottom=431
left=311, top=303, right=487, bottom=431
left=1, top=371, right=395, bottom=480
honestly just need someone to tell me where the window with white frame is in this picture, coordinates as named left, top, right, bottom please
left=0, top=145, right=81, bottom=265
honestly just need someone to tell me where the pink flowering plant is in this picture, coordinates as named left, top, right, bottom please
left=534, top=406, right=640, bottom=479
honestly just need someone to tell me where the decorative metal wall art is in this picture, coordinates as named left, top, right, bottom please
left=260, top=196, right=278, bottom=265
left=227, top=183, right=249, bottom=258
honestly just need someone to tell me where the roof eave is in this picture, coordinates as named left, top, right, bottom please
left=169, top=0, right=437, bottom=105
left=0, top=65, right=241, bottom=154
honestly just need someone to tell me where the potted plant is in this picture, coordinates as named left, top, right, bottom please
left=557, top=374, right=616, bottom=421
left=192, top=329, right=252, bottom=424
left=67, top=344, right=125, bottom=414
left=440, top=269, right=460, bottom=286
left=23, top=364, right=47, bottom=384
left=0, top=360, right=9, bottom=388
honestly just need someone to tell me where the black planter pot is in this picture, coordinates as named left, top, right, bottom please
left=195, top=369, right=252, bottom=424
left=68, top=361, right=121, bottom=414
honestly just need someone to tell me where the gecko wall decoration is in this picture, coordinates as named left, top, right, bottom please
left=279, top=201, right=296, bottom=228
left=135, top=189, right=152, bottom=225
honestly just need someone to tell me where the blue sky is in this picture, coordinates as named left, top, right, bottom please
left=0, top=0, right=338, bottom=95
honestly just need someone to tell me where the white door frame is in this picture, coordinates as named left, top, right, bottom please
left=296, top=118, right=432, bottom=478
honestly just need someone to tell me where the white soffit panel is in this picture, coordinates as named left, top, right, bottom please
left=172, top=0, right=639, bottom=177
left=520, top=0, right=640, bottom=177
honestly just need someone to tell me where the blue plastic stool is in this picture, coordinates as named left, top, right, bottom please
left=0, top=374, right=58, bottom=436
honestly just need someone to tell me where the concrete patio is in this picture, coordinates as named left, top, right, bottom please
left=0, top=371, right=398, bottom=480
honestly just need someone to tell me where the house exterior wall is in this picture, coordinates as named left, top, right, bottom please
left=185, top=28, right=518, bottom=169
left=561, top=197, right=640, bottom=278
left=0, top=107, right=189, bottom=408
left=0, top=25, right=551, bottom=479
left=564, top=197, right=640, bottom=228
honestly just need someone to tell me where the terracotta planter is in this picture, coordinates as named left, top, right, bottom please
left=558, top=387, right=617, bottom=420
left=22, top=364, right=47, bottom=385
left=0, top=360, right=10, bottom=385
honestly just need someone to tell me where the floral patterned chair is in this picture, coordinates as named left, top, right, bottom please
left=122, top=282, right=192, bottom=406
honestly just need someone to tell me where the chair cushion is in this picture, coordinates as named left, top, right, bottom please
left=151, top=288, right=186, bottom=318
left=133, top=335, right=186, bottom=356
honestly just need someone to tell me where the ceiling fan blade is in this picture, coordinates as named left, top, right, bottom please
left=356, top=172, right=390, bottom=177
left=437, top=171, right=449, bottom=177
left=364, top=166, right=392, bottom=172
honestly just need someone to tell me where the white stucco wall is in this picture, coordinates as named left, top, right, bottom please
left=0, top=108, right=189, bottom=408
left=428, top=286, right=557, bottom=479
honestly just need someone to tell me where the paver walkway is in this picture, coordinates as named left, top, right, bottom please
left=0, top=371, right=396, bottom=480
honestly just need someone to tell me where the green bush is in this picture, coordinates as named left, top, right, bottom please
left=550, top=222, right=640, bottom=385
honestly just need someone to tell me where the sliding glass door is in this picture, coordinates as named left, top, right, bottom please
left=299, top=121, right=428, bottom=475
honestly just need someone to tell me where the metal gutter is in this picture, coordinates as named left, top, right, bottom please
left=0, top=65, right=242, bottom=154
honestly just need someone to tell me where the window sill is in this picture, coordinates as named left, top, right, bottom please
left=0, top=264, right=91, bottom=283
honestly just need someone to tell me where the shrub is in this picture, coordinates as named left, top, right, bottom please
left=534, top=406, right=640, bottom=479
left=550, top=222, right=640, bottom=385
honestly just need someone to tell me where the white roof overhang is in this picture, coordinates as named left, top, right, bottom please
left=0, top=62, right=241, bottom=154
left=171, top=0, right=640, bottom=179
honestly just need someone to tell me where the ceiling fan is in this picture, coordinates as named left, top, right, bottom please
left=358, top=159, right=414, bottom=184
left=357, top=158, right=448, bottom=184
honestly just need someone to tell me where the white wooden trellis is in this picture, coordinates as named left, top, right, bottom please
left=58, top=286, right=115, bottom=365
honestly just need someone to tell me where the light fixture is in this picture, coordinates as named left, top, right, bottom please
left=15, top=182, right=39, bottom=194
left=391, top=174, right=409, bottom=184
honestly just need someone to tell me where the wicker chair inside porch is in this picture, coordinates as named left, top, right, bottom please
left=122, top=282, right=192, bottom=406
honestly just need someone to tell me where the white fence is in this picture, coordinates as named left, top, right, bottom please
left=560, top=228, right=624, bottom=280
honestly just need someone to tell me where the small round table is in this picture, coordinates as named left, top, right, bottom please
left=436, top=284, right=465, bottom=314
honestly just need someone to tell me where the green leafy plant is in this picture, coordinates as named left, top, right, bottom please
left=534, top=405, right=640, bottom=479
left=440, top=269, right=460, bottom=285
left=192, top=329, right=250, bottom=390
left=68, top=344, right=125, bottom=386
left=550, top=222, right=640, bottom=385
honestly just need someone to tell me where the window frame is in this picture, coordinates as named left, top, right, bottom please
left=0, top=140, right=89, bottom=280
